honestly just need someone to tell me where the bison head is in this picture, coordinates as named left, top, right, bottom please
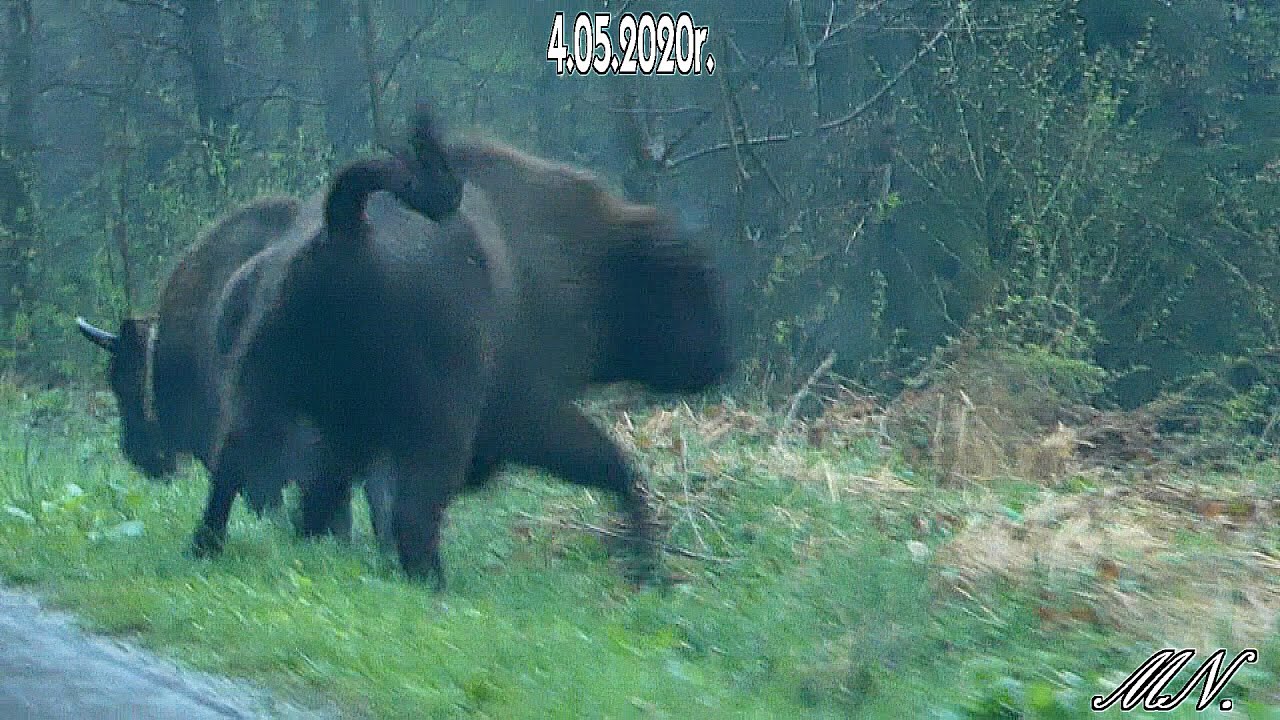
left=595, top=234, right=733, bottom=394
left=76, top=316, right=177, bottom=477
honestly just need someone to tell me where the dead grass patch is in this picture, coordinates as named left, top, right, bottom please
left=584, top=371, right=1280, bottom=650
left=935, top=473, right=1280, bottom=648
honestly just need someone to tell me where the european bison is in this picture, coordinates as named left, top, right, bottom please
left=76, top=178, right=391, bottom=540
left=90, top=105, right=731, bottom=589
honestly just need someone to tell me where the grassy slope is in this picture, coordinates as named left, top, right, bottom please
left=1, top=382, right=1277, bottom=719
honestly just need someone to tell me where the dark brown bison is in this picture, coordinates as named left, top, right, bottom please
left=76, top=200, right=298, bottom=483
left=76, top=180, right=392, bottom=540
left=188, top=107, right=730, bottom=589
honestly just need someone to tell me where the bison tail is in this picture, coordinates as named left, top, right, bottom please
left=323, top=103, right=463, bottom=241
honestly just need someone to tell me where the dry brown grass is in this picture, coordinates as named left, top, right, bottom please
left=869, top=345, right=1280, bottom=648
left=570, top=362, right=1280, bottom=651
left=934, top=472, right=1280, bottom=649
left=881, top=347, right=1098, bottom=486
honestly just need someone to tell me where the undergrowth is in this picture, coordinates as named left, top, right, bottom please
left=0, top=381, right=1277, bottom=718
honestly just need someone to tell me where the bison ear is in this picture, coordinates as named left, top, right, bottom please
left=75, top=316, right=119, bottom=352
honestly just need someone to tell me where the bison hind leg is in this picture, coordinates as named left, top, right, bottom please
left=498, top=403, right=663, bottom=586
left=390, top=440, right=472, bottom=592
left=296, top=442, right=358, bottom=542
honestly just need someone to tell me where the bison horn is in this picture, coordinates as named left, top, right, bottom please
left=75, top=317, right=118, bottom=352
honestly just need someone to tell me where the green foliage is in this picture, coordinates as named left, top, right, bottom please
left=904, top=0, right=1155, bottom=357
left=3, top=121, right=337, bottom=384
left=8, top=0, right=1280, bottom=431
left=1143, top=349, right=1280, bottom=462
left=959, top=293, right=1110, bottom=406
left=973, top=294, right=1100, bottom=361
left=141, top=122, right=337, bottom=279
left=951, top=642, right=1280, bottom=720
left=1227, top=2, right=1280, bottom=93
left=732, top=0, right=1280, bottom=410
left=0, top=388, right=949, bottom=717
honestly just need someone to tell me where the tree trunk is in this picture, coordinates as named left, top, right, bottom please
left=314, top=0, right=368, bottom=155
left=179, top=0, right=233, bottom=134
left=1, top=0, right=38, bottom=330
left=276, top=0, right=306, bottom=135
left=355, top=0, right=385, bottom=148
left=109, top=119, right=137, bottom=315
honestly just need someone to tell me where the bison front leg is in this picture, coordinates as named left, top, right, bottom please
left=191, top=416, right=288, bottom=558
left=190, top=472, right=240, bottom=558
left=505, top=403, right=661, bottom=585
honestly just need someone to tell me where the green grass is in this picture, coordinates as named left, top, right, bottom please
left=1, top=382, right=1277, bottom=718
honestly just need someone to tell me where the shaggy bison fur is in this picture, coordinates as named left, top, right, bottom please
left=200, top=107, right=728, bottom=588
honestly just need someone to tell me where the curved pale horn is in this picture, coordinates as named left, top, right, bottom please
left=75, top=316, right=119, bottom=352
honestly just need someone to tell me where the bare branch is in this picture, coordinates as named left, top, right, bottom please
left=38, top=80, right=126, bottom=99
left=666, top=130, right=805, bottom=168
left=818, top=12, right=958, bottom=131
left=114, top=0, right=183, bottom=19
left=820, top=0, right=837, bottom=43
left=784, top=352, right=837, bottom=428
left=513, top=512, right=732, bottom=564
left=227, top=90, right=324, bottom=112
left=669, top=13, right=958, bottom=167
left=355, top=0, right=386, bottom=146
left=816, top=0, right=891, bottom=48
left=607, top=105, right=710, bottom=116
left=377, top=20, right=436, bottom=96
left=785, top=0, right=816, bottom=89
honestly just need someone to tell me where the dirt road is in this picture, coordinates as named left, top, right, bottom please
left=0, top=588, right=334, bottom=719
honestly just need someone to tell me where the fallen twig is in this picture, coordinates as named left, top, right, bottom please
left=513, top=511, right=733, bottom=564
left=783, top=351, right=837, bottom=428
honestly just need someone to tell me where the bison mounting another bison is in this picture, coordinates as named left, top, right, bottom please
left=78, top=105, right=732, bottom=589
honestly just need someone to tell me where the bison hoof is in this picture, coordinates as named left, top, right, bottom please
left=188, top=527, right=225, bottom=559
left=402, top=557, right=447, bottom=592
